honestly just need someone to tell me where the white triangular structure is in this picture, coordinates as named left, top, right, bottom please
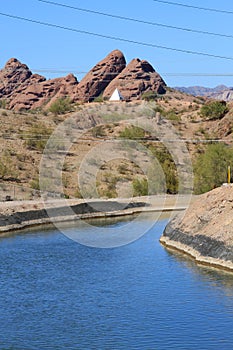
left=109, top=88, right=124, bottom=101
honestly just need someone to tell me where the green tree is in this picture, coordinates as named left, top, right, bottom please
left=200, top=100, right=228, bottom=120
left=194, top=143, right=233, bottom=194
left=148, top=144, right=179, bottom=194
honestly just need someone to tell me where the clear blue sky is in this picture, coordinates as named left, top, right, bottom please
left=0, top=0, right=233, bottom=87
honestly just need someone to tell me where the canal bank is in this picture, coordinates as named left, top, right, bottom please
left=160, top=185, right=233, bottom=272
left=0, top=195, right=190, bottom=236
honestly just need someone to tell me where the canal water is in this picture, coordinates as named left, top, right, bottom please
left=1, top=214, right=233, bottom=349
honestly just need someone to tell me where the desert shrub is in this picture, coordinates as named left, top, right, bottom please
left=142, top=91, right=160, bottom=101
left=165, top=109, right=181, bottom=122
left=101, top=113, right=129, bottom=122
left=30, top=177, right=40, bottom=191
left=48, top=97, right=73, bottom=115
left=21, top=123, right=52, bottom=151
left=0, top=99, right=7, bottom=109
left=91, top=125, right=106, bottom=137
left=200, top=100, right=228, bottom=120
left=132, top=178, right=148, bottom=196
left=119, top=125, right=145, bottom=139
left=0, top=151, right=18, bottom=180
left=152, top=106, right=165, bottom=116
left=194, top=143, right=233, bottom=194
left=93, top=94, right=104, bottom=102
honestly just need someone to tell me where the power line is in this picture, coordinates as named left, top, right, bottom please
left=0, top=11, right=233, bottom=61
left=152, top=0, right=233, bottom=15
left=2, top=68, right=233, bottom=78
left=1, top=135, right=233, bottom=143
left=38, top=0, right=233, bottom=39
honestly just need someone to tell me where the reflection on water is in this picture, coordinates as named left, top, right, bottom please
left=166, top=248, right=233, bottom=297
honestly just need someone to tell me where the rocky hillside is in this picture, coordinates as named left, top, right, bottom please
left=0, top=50, right=166, bottom=110
left=0, top=86, right=233, bottom=200
left=1, top=49, right=233, bottom=200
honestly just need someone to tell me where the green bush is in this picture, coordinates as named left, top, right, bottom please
left=194, top=143, right=233, bottom=194
left=30, top=177, right=40, bottom=191
left=148, top=144, right=179, bottom=194
left=48, top=97, right=73, bottom=115
left=165, top=109, right=181, bottom=122
left=132, top=178, right=148, bottom=196
left=119, top=125, right=145, bottom=139
left=200, top=100, right=228, bottom=120
left=141, top=91, right=160, bottom=101
left=93, top=95, right=104, bottom=102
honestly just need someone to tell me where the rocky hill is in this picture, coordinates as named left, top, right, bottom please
left=175, top=84, right=233, bottom=101
left=0, top=50, right=166, bottom=110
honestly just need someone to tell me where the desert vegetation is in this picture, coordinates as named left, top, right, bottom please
left=194, top=143, right=233, bottom=194
left=200, top=100, right=228, bottom=120
left=0, top=92, right=232, bottom=199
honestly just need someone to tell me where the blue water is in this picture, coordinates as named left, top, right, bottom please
left=1, top=216, right=233, bottom=350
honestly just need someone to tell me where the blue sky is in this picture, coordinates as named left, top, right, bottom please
left=0, top=0, right=233, bottom=87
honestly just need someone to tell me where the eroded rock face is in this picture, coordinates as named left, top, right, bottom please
left=8, top=73, right=79, bottom=110
left=103, top=58, right=166, bottom=101
left=73, top=49, right=126, bottom=102
left=0, top=51, right=167, bottom=109
left=0, top=58, right=45, bottom=98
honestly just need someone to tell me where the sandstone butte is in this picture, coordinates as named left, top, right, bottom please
left=0, top=50, right=166, bottom=110
left=103, top=58, right=166, bottom=101
left=160, top=185, right=233, bottom=272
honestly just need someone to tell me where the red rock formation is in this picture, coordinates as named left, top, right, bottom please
left=0, top=58, right=45, bottom=98
left=103, top=58, right=166, bottom=101
left=8, top=73, right=78, bottom=110
left=0, top=52, right=167, bottom=110
left=73, top=49, right=126, bottom=102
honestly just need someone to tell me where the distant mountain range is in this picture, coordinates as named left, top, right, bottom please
left=174, top=85, right=233, bottom=101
